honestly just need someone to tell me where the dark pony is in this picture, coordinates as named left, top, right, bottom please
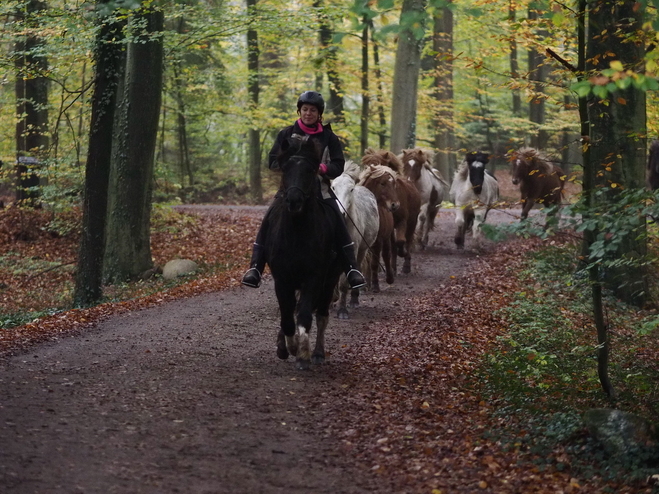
left=509, top=147, right=565, bottom=220
left=359, top=164, right=397, bottom=293
left=265, top=136, right=343, bottom=370
left=648, top=140, right=659, bottom=190
left=361, top=148, right=421, bottom=275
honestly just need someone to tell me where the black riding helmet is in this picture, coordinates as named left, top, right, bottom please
left=297, top=91, right=325, bottom=115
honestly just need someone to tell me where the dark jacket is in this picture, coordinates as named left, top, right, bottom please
left=268, top=121, right=345, bottom=179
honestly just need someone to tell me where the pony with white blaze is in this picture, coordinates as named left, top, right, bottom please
left=399, top=148, right=450, bottom=249
left=449, top=151, right=499, bottom=249
left=331, top=160, right=379, bottom=319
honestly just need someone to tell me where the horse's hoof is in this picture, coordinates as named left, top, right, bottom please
left=348, top=299, right=360, bottom=309
left=312, top=354, right=325, bottom=365
left=296, top=359, right=311, bottom=371
left=402, top=265, right=411, bottom=274
left=337, top=308, right=350, bottom=319
left=277, top=346, right=289, bottom=360
left=372, top=285, right=380, bottom=293
left=386, top=274, right=394, bottom=284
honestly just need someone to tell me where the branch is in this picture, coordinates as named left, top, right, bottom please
left=546, top=48, right=578, bottom=74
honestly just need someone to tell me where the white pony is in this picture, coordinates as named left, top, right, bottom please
left=331, top=160, right=379, bottom=319
left=399, top=148, right=450, bottom=249
left=449, top=151, right=499, bottom=249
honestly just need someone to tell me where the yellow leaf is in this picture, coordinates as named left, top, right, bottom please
left=611, top=183, right=618, bottom=188
left=610, top=60, right=624, bottom=71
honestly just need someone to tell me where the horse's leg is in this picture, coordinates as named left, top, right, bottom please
left=417, top=205, right=428, bottom=250
left=294, top=293, right=314, bottom=371
left=383, top=236, right=395, bottom=284
left=337, top=275, right=350, bottom=319
left=454, top=208, right=465, bottom=249
left=473, top=207, right=485, bottom=239
left=521, top=198, right=534, bottom=220
left=312, top=314, right=328, bottom=365
left=371, top=242, right=381, bottom=293
left=274, top=283, right=297, bottom=360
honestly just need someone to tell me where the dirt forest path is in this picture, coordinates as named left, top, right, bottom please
left=0, top=207, right=519, bottom=494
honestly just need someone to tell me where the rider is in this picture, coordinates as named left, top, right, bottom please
left=241, top=90, right=366, bottom=290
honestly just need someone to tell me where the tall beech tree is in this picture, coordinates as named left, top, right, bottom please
left=431, top=1, right=454, bottom=179
left=104, top=7, right=164, bottom=283
left=74, top=4, right=125, bottom=306
left=585, top=0, right=647, bottom=307
left=527, top=3, right=549, bottom=149
left=247, top=0, right=262, bottom=202
left=390, top=0, right=427, bottom=154
left=14, top=0, right=49, bottom=205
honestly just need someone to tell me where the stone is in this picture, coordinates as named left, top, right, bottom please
left=162, top=259, right=198, bottom=280
left=584, top=408, right=658, bottom=458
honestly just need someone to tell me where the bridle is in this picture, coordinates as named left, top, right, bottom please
left=282, top=154, right=318, bottom=202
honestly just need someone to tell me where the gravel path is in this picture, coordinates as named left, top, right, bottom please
left=0, top=207, right=520, bottom=493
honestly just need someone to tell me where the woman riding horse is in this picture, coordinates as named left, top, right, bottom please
left=241, top=91, right=366, bottom=290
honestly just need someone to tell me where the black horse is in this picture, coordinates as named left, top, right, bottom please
left=265, top=136, right=343, bottom=370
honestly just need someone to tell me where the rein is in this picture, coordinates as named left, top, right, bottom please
left=334, top=193, right=388, bottom=277
left=282, top=154, right=318, bottom=201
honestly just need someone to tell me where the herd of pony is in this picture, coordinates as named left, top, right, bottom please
left=262, top=136, right=567, bottom=370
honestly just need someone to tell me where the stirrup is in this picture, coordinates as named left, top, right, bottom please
left=241, top=267, right=262, bottom=288
left=346, top=269, right=366, bottom=289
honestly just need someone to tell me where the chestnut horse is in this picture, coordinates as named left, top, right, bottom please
left=509, top=147, right=565, bottom=220
left=362, top=148, right=421, bottom=274
left=359, top=164, right=396, bottom=293
left=399, top=148, right=449, bottom=250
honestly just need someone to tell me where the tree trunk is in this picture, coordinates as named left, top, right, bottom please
left=74, top=5, right=125, bottom=306
left=315, top=0, right=344, bottom=125
left=360, top=17, right=369, bottom=156
left=104, top=8, right=164, bottom=283
left=527, top=6, right=549, bottom=149
left=14, top=0, right=49, bottom=206
left=509, top=1, right=521, bottom=116
left=390, top=0, right=427, bottom=154
left=247, top=0, right=262, bottom=202
left=371, top=21, right=387, bottom=149
left=586, top=0, right=647, bottom=306
left=173, top=17, right=193, bottom=188
left=432, top=3, right=455, bottom=179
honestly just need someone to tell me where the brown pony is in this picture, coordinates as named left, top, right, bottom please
left=400, top=148, right=449, bottom=249
left=362, top=148, right=421, bottom=274
left=509, top=147, right=566, bottom=220
left=359, top=164, right=396, bottom=293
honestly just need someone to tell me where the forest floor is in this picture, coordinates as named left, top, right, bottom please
left=0, top=203, right=655, bottom=493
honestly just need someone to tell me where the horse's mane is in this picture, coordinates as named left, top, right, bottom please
left=343, top=160, right=362, bottom=182
left=514, top=147, right=554, bottom=174
left=362, top=148, right=403, bottom=174
left=454, top=161, right=469, bottom=181
left=359, top=163, right=397, bottom=184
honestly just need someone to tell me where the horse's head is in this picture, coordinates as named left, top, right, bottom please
left=510, top=147, right=544, bottom=185
left=465, top=151, right=489, bottom=195
left=401, top=148, right=427, bottom=182
left=360, top=164, right=400, bottom=212
left=277, top=136, right=321, bottom=214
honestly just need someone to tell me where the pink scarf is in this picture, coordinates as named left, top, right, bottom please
left=297, top=119, right=323, bottom=135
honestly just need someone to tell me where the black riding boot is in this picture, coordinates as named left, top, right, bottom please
left=341, top=243, right=366, bottom=289
left=241, top=243, right=266, bottom=288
